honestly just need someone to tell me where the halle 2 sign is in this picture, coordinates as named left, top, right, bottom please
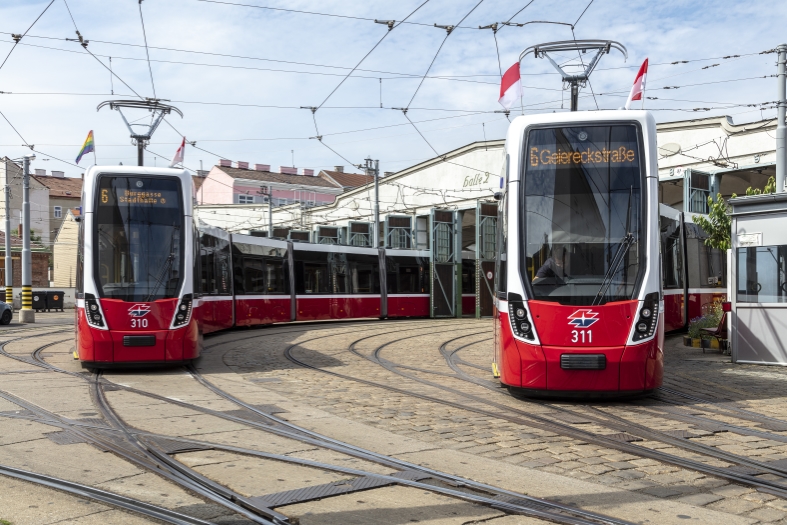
left=463, top=173, right=492, bottom=187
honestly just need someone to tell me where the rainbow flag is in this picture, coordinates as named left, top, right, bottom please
left=75, top=130, right=95, bottom=164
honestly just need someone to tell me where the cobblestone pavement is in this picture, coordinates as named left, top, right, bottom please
left=219, top=319, right=787, bottom=524
left=5, top=316, right=787, bottom=524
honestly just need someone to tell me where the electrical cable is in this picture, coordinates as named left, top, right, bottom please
left=0, top=0, right=56, bottom=73
left=61, top=0, right=79, bottom=32
left=573, top=0, right=594, bottom=26
left=317, top=0, right=431, bottom=109
left=138, top=0, right=157, bottom=99
left=406, top=0, right=486, bottom=109
left=0, top=29, right=770, bottom=76
left=0, top=110, right=31, bottom=147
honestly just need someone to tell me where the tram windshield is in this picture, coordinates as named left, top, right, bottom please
left=522, top=125, right=644, bottom=305
left=94, top=176, right=184, bottom=301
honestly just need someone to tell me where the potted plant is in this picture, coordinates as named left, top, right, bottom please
left=685, top=302, right=724, bottom=348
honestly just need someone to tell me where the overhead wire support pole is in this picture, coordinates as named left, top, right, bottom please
left=777, top=43, right=787, bottom=193
left=20, top=154, right=34, bottom=323
left=4, top=159, right=11, bottom=306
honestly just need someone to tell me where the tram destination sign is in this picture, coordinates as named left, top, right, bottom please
left=529, top=144, right=638, bottom=169
left=99, top=188, right=180, bottom=207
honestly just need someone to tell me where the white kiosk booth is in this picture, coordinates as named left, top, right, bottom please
left=729, top=193, right=787, bottom=364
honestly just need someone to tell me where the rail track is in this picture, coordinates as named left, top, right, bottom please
left=278, top=323, right=787, bottom=502
left=0, top=321, right=634, bottom=525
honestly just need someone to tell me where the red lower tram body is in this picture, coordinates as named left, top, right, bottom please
left=76, top=298, right=200, bottom=366
left=496, top=298, right=664, bottom=396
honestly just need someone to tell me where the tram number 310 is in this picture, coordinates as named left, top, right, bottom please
left=571, top=330, right=592, bottom=343
left=131, top=318, right=149, bottom=328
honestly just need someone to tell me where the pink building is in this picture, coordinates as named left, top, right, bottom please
left=195, top=162, right=348, bottom=207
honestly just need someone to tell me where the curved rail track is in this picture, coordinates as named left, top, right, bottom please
left=0, top=321, right=635, bottom=525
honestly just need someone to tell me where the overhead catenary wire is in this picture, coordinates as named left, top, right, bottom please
left=0, top=0, right=56, bottom=73
left=137, top=0, right=157, bottom=99
left=405, top=0, right=486, bottom=110
left=316, top=0, right=431, bottom=110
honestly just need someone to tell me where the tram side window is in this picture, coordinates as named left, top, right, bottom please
left=462, top=260, right=476, bottom=294
left=295, top=250, right=330, bottom=294
left=200, top=233, right=217, bottom=294
left=660, top=217, right=683, bottom=289
left=216, top=238, right=231, bottom=295
left=243, top=256, right=266, bottom=294
left=495, top=182, right=508, bottom=294
left=686, top=224, right=726, bottom=289
left=346, top=253, right=379, bottom=294
left=386, top=256, right=429, bottom=294
left=264, top=258, right=288, bottom=294
left=76, top=217, right=84, bottom=296
left=330, top=253, right=349, bottom=294
left=193, top=224, right=201, bottom=296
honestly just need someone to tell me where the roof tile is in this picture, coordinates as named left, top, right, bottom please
left=217, top=166, right=340, bottom=189
left=320, top=170, right=374, bottom=188
left=32, top=175, right=83, bottom=198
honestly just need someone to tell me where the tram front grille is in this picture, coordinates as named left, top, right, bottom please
left=123, top=335, right=156, bottom=347
left=560, top=354, right=606, bottom=370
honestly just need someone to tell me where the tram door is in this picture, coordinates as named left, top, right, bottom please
left=431, top=209, right=457, bottom=317
left=476, top=202, right=497, bottom=317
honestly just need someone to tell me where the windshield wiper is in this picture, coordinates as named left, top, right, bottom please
left=592, top=232, right=635, bottom=306
left=592, top=186, right=636, bottom=306
left=144, top=227, right=180, bottom=302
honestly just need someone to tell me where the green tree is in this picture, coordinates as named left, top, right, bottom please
left=692, top=176, right=775, bottom=250
left=693, top=194, right=732, bottom=250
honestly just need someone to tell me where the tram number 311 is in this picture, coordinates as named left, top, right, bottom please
left=571, top=330, right=592, bottom=343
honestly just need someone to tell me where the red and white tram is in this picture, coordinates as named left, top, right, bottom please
left=74, top=168, right=433, bottom=368
left=493, top=110, right=664, bottom=396
left=660, top=204, right=727, bottom=332
left=75, top=167, right=200, bottom=366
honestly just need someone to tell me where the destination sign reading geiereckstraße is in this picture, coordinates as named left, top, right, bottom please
left=529, top=144, right=638, bottom=169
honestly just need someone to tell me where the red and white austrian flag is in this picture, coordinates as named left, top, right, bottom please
left=625, top=58, right=648, bottom=110
left=498, top=62, right=523, bottom=110
left=169, top=136, right=186, bottom=168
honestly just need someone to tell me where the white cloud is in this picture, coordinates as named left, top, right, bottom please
left=0, top=0, right=783, bottom=177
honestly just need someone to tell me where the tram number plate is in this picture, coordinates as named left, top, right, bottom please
left=571, top=330, right=592, bottom=344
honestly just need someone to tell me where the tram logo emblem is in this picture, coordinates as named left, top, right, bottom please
left=128, top=304, right=151, bottom=318
left=567, top=309, right=599, bottom=328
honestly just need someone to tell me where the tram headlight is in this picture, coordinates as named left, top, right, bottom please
left=172, top=294, right=193, bottom=328
left=84, top=294, right=105, bottom=328
left=632, top=292, right=660, bottom=342
left=507, top=297, right=535, bottom=341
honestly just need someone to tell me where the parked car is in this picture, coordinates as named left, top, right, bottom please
left=0, top=301, right=11, bottom=325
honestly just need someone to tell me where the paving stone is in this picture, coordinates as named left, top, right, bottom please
left=708, top=497, right=762, bottom=515
left=676, top=493, right=725, bottom=506
left=712, top=485, right=756, bottom=498
left=747, top=507, right=787, bottom=522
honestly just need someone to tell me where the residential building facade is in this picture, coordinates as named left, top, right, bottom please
left=32, top=171, right=83, bottom=243
left=52, top=208, right=80, bottom=288
left=196, top=161, right=344, bottom=207
left=0, top=158, right=50, bottom=243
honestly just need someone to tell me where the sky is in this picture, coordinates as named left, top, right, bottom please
left=0, top=0, right=784, bottom=178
